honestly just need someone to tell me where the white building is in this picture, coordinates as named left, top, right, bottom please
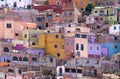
left=109, top=24, right=120, bottom=35
left=56, top=66, right=83, bottom=79
left=0, top=0, right=32, bottom=8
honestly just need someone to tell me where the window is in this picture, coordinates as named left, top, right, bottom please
left=81, top=34, right=87, bottom=38
left=81, top=44, right=84, bottom=51
left=114, top=44, right=118, bottom=48
left=69, top=11, right=72, bottom=15
left=96, top=47, right=99, bottom=51
left=95, top=11, right=98, bottom=13
left=46, top=23, right=48, bottom=27
left=50, top=57, right=53, bottom=62
left=81, top=8, right=84, bottom=10
left=69, top=20, right=73, bottom=22
left=6, top=23, right=12, bottom=28
left=96, top=60, right=99, bottom=64
left=86, top=59, right=89, bottom=64
left=19, top=57, right=22, bottom=61
left=32, top=57, right=37, bottom=61
left=54, top=45, right=57, bottom=48
left=15, top=33, right=19, bottom=36
left=59, top=68, right=62, bottom=75
left=64, top=12, right=67, bottom=16
left=77, top=52, right=80, bottom=56
left=23, top=57, right=28, bottom=61
left=90, top=46, right=93, bottom=50
left=56, top=35, right=59, bottom=38
left=67, top=31, right=71, bottom=33
left=13, top=56, right=18, bottom=61
left=76, top=43, right=79, bottom=50
left=36, top=17, right=42, bottom=22
left=57, top=53, right=60, bottom=57
left=65, top=68, right=70, bottom=72
left=68, top=24, right=71, bottom=27
left=114, top=26, right=116, bottom=30
left=118, top=0, right=120, bottom=4
left=77, top=69, right=82, bottom=73
left=4, top=47, right=9, bottom=52
left=32, top=42, right=36, bottom=45
left=56, top=1, right=60, bottom=6
left=114, top=37, right=117, bottom=40
left=76, top=28, right=80, bottom=32
left=61, top=35, right=64, bottom=39
left=75, top=34, right=80, bottom=38
left=8, top=69, right=14, bottom=73
left=13, top=2, right=17, bottom=7
left=24, top=34, right=27, bottom=38
left=71, top=69, right=76, bottom=73
left=95, top=17, right=98, bottom=20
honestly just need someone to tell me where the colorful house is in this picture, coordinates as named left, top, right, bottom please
left=22, top=29, right=44, bottom=48
left=114, top=0, right=120, bottom=7
left=74, top=32, right=88, bottom=58
left=38, top=33, right=69, bottom=59
left=0, top=0, right=32, bottom=8
left=72, top=0, right=92, bottom=11
left=92, top=6, right=117, bottom=25
left=101, top=42, right=120, bottom=59
left=109, top=24, right=120, bottom=35
left=88, top=44, right=101, bottom=59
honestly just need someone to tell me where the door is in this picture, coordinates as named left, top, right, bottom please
left=93, top=69, right=97, bottom=77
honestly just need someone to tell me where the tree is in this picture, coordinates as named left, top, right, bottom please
left=85, top=3, right=95, bottom=13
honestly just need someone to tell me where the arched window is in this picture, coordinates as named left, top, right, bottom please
left=4, top=47, right=9, bottom=52
left=19, top=57, right=22, bottom=61
left=23, top=57, right=28, bottom=61
left=13, top=56, right=18, bottom=61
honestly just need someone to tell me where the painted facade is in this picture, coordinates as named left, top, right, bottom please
left=38, top=33, right=69, bottom=59
left=0, top=0, right=32, bottom=8
left=22, top=29, right=44, bottom=48
left=88, top=44, right=101, bottom=59
left=114, top=0, right=120, bottom=7
left=74, top=32, right=88, bottom=58
left=109, top=24, right=120, bottom=35
left=72, top=0, right=91, bottom=11
left=92, top=7, right=117, bottom=24
left=101, top=42, right=120, bottom=58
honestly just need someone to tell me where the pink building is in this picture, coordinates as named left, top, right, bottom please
left=0, top=20, right=21, bottom=40
left=64, top=36, right=74, bottom=58
left=0, top=20, right=37, bottom=40
left=74, top=32, right=88, bottom=58
left=114, top=0, right=120, bottom=7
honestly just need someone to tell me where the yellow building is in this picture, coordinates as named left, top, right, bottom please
left=38, top=33, right=68, bottom=59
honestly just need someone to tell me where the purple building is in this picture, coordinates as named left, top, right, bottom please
left=101, top=48, right=108, bottom=59
left=25, top=48, right=45, bottom=56
left=88, top=44, right=101, bottom=59
left=88, top=35, right=108, bottom=59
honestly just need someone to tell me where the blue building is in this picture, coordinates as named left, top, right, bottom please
left=101, top=42, right=120, bottom=59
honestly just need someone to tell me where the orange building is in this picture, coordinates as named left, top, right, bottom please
left=48, top=0, right=63, bottom=5
left=72, top=0, right=90, bottom=11
left=21, top=22, right=36, bottom=31
left=72, top=0, right=97, bottom=11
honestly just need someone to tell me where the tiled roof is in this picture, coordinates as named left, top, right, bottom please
left=32, top=5, right=62, bottom=14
